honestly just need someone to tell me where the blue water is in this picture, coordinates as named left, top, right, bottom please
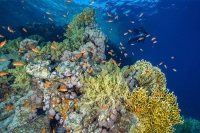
left=0, top=0, right=200, bottom=123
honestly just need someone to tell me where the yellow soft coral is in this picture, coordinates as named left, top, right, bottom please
left=127, top=87, right=183, bottom=133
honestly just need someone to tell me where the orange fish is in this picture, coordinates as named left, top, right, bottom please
left=13, top=62, right=24, bottom=66
left=138, top=37, right=144, bottom=40
left=48, top=18, right=53, bottom=21
left=88, top=67, right=94, bottom=74
left=90, top=49, right=95, bottom=54
left=27, top=53, right=31, bottom=58
left=101, top=105, right=108, bottom=111
left=73, top=98, right=78, bottom=103
left=159, top=62, right=163, bottom=66
left=41, top=129, right=46, bottom=133
left=0, top=34, right=4, bottom=38
left=173, top=68, right=177, bottom=72
left=125, top=100, right=131, bottom=105
left=24, top=103, right=29, bottom=107
left=6, top=105, right=14, bottom=112
left=8, top=26, right=15, bottom=33
left=81, top=49, right=86, bottom=53
left=49, top=114, right=54, bottom=119
left=18, top=48, right=24, bottom=53
left=70, top=58, right=75, bottom=62
left=76, top=53, right=82, bottom=59
left=151, top=37, right=156, bottom=41
left=46, top=12, right=51, bottom=15
left=32, top=48, right=39, bottom=53
left=108, top=51, right=112, bottom=55
left=108, top=20, right=113, bottom=22
left=45, top=81, right=52, bottom=85
left=84, top=62, right=89, bottom=67
left=22, top=28, right=27, bottom=32
left=117, top=63, right=121, bottom=66
left=136, top=107, right=143, bottom=113
left=90, top=82, right=95, bottom=85
left=0, top=72, right=9, bottom=76
left=112, top=59, right=117, bottom=65
left=0, top=39, right=6, bottom=48
left=0, top=58, right=6, bottom=61
left=58, top=85, right=68, bottom=92
left=62, top=99, right=69, bottom=103
left=101, top=60, right=106, bottom=63
left=31, top=107, right=36, bottom=111
left=55, top=67, right=61, bottom=71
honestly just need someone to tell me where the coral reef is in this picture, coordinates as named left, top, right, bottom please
left=0, top=8, right=183, bottom=133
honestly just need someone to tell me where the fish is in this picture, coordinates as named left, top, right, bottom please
left=31, top=107, right=36, bottom=111
left=140, top=48, right=143, bottom=51
left=68, top=0, right=72, bottom=2
left=124, top=53, right=128, bottom=57
left=128, top=30, right=132, bottom=33
left=63, top=14, right=67, bottom=17
left=136, top=107, right=143, bottom=112
left=108, top=20, right=113, bottom=22
left=0, top=58, right=6, bottom=61
left=81, top=49, right=86, bottom=53
left=0, top=39, right=6, bottom=48
left=90, top=82, right=95, bottom=85
left=45, top=81, right=52, bottom=85
left=139, top=13, right=144, bottom=17
left=74, top=98, right=78, bottom=103
left=124, top=32, right=128, bottom=35
left=51, top=45, right=57, bottom=50
left=120, top=42, right=123, bottom=46
left=117, top=63, right=121, bottom=66
left=8, top=26, right=15, bottom=33
left=159, top=62, right=163, bottom=66
left=0, top=34, right=4, bottom=38
left=48, top=18, right=53, bottom=21
left=125, top=14, right=129, bottom=16
left=153, top=41, right=157, bottom=44
left=173, top=68, right=177, bottom=72
left=131, top=43, right=135, bottom=46
left=0, top=72, right=9, bottom=76
left=101, top=105, right=108, bottom=111
left=171, top=56, right=174, bottom=59
left=2, top=26, right=6, bottom=29
left=18, top=48, right=24, bottom=53
left=62, top=99, right=70, bottom=103
left=13, top=62, right=24, bottom=66
left=102, top=60, right=106, bottom=63
left=131, top=21, right=134, bottom=23
left=146, top=34, right=150, bottom=37
left=55, top=67, right=61, bottom=71
left=132, top=52, right=134, bottom=55
left=22, top=28, right=27, bottom=32
left=88, top=67, right=94, bottom=74
left=76, top=53, right=82, bottom=59
left=112, top=59, right=117, bottom=65
left=84, top=62, right=89, bottom=67
left=68, top=25, right=72, bottom=28
left=138, top=37, right=144, bottom=40
left=41, top=129, right=46, bottom=133
left=90, top=49, right=95, bottom=54
left=89, top=1, right=94, bottom=5
left=114, top=15, right=118, bottom=19
left=46, top=12, right=51, bottom=15
left=58, top=85, right=68, bottom=92
left=151, top=37, right=156, bottom=41
left=108, top=51, right=112, bottom=55
left=27, top=53, right=31, bottom=58
left=6, top=105, right=14, bottom=112
left=32, top=48, right=39, bottom=53
left=107, top=12, right=112, bottom=17
left=164, top=65, right=167, bottom=69
left=125, top=100, right=131, bottom=105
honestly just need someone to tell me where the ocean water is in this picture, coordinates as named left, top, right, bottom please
left=0, top=0, right=200, bottom=132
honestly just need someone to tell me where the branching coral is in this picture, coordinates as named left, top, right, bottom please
left=8, top=65, right=31, bottom=92
left=76, top=60, right=130, bottom=115
left=126, top=87, right=184, bottom=133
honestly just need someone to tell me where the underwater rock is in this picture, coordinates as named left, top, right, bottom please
left=20, top=38, right=38, bottom=50
left=26, top=60, right=51, bottom=79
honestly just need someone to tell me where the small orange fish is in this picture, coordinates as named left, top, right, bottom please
left=22, top=28, right=27, bottom=32
left=151, top=37, right=156, bottom=41
left=112, top=59, right=117, bottom=65
left=18, top=48, right=24, bottom=53
left=88, top=67, right=94, bottom=74
left=0, top=39, right=6, bottom=48
left=173, top=68, right=177, bottom=72
left=55, top=67, right=61, bottom=71
left=45, top=81, right=52, bottom=85
left=81, top=49, right=86, bottom=53
left=90, top=49, right=95, bottom=54
left=0, top=34, right=4, bottom=38
left=136, top=107, right=143, bottom=113
left=101, top=105, right=108, bottom=111
left=125, top=100, right=131, bottom=105
left=90, top=82, right=95, bottom=85
left=41, top=129, right=46, bottom=133
left=31, top=107, right=36, bottom=111
left=73, top=98, right=78, bottom=103
left=159, top=62, right=163, bottom=66
left=62, top=99, right=69, bottom=103
left=6, top=105, right=14, bottom=112
left=75, top=127, right=82, bottom=132
left=76, top=53, right=82, bottom=59
left=32, top=48, right=39, bottom=53
left=108, top=20, right=113, bottom=22
left=117, top=63, right=121, bottom=66
left=138, top=37, right=144, bottom=40
left=24, top=103, right=29, bottom=107
left=0, top=58, right=6, bottom=61
left=0, top=72, right=9, bottom=76
left=13, top=62, right=24, bottom=66
left=8, top=26, right=15, bottom=33
left=70, top=58, right=75, bottom=62
left=46, top=12, right=51, bottom=15
left=53, top=98, right=57, bottom=104
left=102, top=60, right=106, bottom=63
left=51, top=45, right=56, bottom=50
left=58, top=85, right=68, bottom=92
left=68, top=25, right=72, bottom=28
left=124, top=32, right=128, bottom=35
left=27, top=53, right=31, bottom=58
left=68, top=0, right=72, bottom=2
left=48, top=18, right=53, bottom=21
left=84, top=62, right=89, bottom=67
left=108, top=51, right=112, bottom=55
